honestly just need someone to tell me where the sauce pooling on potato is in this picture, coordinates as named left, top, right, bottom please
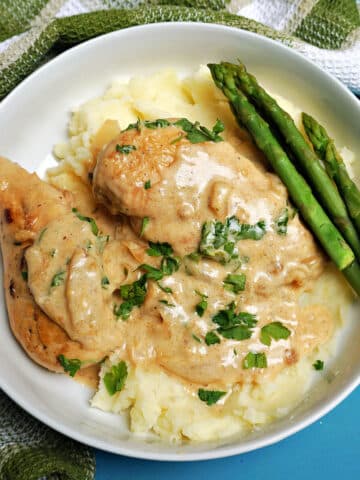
left=26, top=120, right=333, bottom=388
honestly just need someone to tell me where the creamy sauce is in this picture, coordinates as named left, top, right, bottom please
left=25, top=121, right=333, bottom=388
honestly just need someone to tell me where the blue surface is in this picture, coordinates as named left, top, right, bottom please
left=95, top=387, right=359, bottom=480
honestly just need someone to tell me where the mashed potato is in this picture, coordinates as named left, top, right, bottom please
left=50, top=67, right=354, bottom=444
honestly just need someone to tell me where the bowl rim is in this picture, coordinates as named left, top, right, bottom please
left=0, top=21, right=359, bottom=461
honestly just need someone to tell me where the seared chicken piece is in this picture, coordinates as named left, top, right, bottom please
left=0, top=157, right=105, bottom=372
left=93, top=121, right=291, bottom=256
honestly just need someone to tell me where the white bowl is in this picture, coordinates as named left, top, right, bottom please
left=0, top=23, right=359, bottom=461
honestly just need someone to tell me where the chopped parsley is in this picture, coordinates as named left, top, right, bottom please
left=21, top=271, right=28, bottom=281
left=260, top=322, right=291, bottom=346
left=243, top=352, right=267, bottom=369
left=114, top=275, right=147, bottom=320
left=96, top=234, right=110, bottom=253
left=223, top=273, right=246, bottom=294
left=103, top=361, right=128, bottom=396
left=192, top=333, right=201, bottom=343
left=101, top=276, right=110, bottom=289
left=195, top=290, right=208, bottom=317
left=72, top=208, right=99, bottom=236
left=140, top=216, right=150, bottom=237
left=160, top=256, right=180, bottom=275
left=146, top=241, right=173, bottom=257
left=144, top=180, right=151, bottom=190
left=50, top=270, right=65, bottom=288
left=198, top=388, right=226, bottom=406
left=138, top=264, right=164, bottom=281
left=120, top=118, right=225, bottom=146
left=313, top=360, right=324, bottom=371
left=186, top=252, right=201, bottom=262
left=115, top=144, right=137, bottom=154
left=50, top=248, right=57, bottom=257
left=212, top=302, right=257, bottom=341
left=205, top=331, right=221, bottom=346
left=174, top=118, right=224, bottom=144
left=139, top=256, right=180, bottom=281
left=58, top=354, right=82, bottom=377
left=274, top=206, right=297, bottom=235
left=199, top=216, right=266, bottom=263
left=170, top=133, right=185, bottom=145
left=38, top=227, right=47, bottom=243
left=275, top=208, right=289, bottom=235
left=157, top=282, right=173, bottom=294
left=122, top=119, right=141, bottom=132
left=144, top=119, right=171, bottom=129
left=159, top=299, right=175, bottom=307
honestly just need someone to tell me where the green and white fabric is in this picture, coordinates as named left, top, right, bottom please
left=0, top=390, right=95, bottom=479
left=0, top=1, right=359, bottom=479
left=0, top=0, right=359, bottom=100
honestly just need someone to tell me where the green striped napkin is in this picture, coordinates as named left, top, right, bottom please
left=0, top=1, right=359, bottom=479
left=0, top=0, right=359, bottom=99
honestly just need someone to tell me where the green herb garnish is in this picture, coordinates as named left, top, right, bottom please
left=195, top=299, right=207, bottom=317
left=260, top=322, right=291, bottom=346
left=140, top=216, right=150, bottom=237
left=139, top=256, right=179, bottom=282
left=198, top=388, right=226, bottom=406
left=115, top=144, right=137, bottom=154
left=174, top=118, right=224, bottom=144
left=194, top=290, right=208, bottom=317
left=114, top=275, right=147, bottom=320
left=38, top=227, right=47, bottom=243
left=146, top=241, right=173, bottom=257
left=275, top=208, right=289, bottom=235
left=50, top=270, right=65, bottom=288
left=243, top=352, right=267, bottom=369
left=144, top=119, right=171, bottom=129
left=103, top=361, right=128, bottom=396
left=159, top=299, right=175, bottom=307
left=160, top=256, right=180, bottom=275
left=313, top=360, right=324, bottom=371
left=170, top=133, right=185, bottom=145
left=122, top=119, right=141, bottom=132
left=205, top=331, right=221, bottom=346
left=96, top=234, right=110, bottom=253
left=101, top=276, right=110, bottom=289
left=199, top=216, right=266, bottom=263
left=223, top=273, right=246, bottom=294
left=21, top=271, right=28, bottom=281
left=138, top=264, right=164, bottom=281
left=192, top=333, right=201, bottom=343
left=58, top=354, right=82, bottom=377
left=144, top=180, right=151, bottom=190
left=72, top=208, right=99, bottom=236
left=212, top=302, right=257, bottom=341
left=157, top=282, right=173, bottom=294
left=186, top=252, right=201, bottom=262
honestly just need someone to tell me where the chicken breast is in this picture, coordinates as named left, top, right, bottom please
left=89, top=122, right=333, bottom=385
left=0, top=157, right=106, bottom=372
left=92, top=121, right=298, bottom=256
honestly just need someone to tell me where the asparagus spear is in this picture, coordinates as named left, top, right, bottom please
left=224, top=61, right=360, bottom=262
left=302, top=112, right=360, bottom=234
left=208, top=63, right=360, bottom=296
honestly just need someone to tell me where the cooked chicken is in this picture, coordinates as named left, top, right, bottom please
left=0, top=157, right=105, bottom=372
left=93, top=122, right=305, bottom=257
left=0, top=118, right=334, bottom=386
